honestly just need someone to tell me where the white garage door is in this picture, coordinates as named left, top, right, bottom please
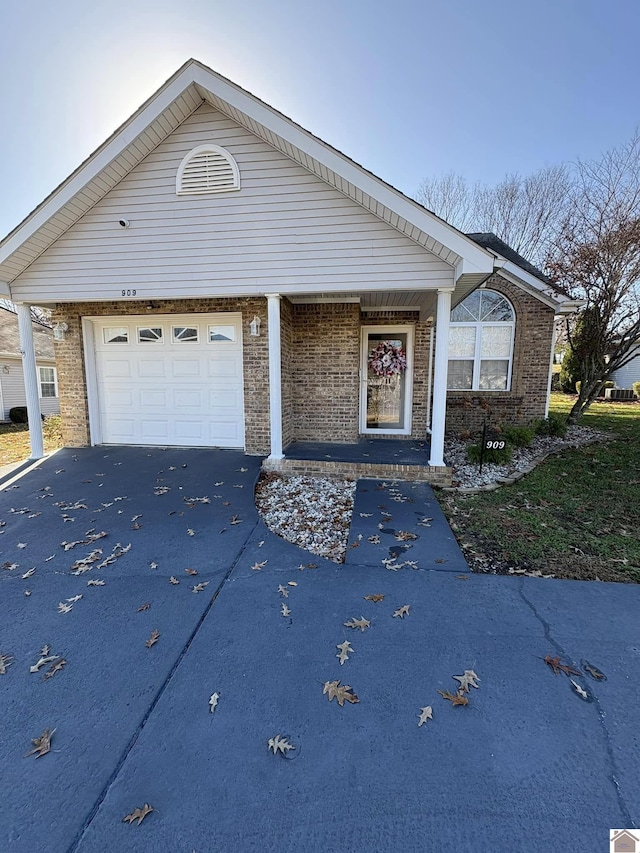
left=90, top=313, right=245, bottom=448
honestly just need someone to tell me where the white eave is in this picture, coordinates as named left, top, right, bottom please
left=489, top=257, right=582, bottom=315
left=0, top=59, right=494, bottom=289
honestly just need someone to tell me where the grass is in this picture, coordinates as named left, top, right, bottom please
left=439, top=393, right=640, bottom=583
left=0, top=415, right=63, bottom=466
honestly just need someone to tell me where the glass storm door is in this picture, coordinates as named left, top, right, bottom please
left=360, top=326, right=413, bottom=435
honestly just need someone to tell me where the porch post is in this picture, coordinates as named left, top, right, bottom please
left=266, top=293, right=283, bottom=460
left=428, top=288, right=452, bottom=467
left=16, top=302, right=45, bottom=459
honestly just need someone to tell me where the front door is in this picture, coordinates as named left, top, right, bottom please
left=359, top=326, right=413, bottom=435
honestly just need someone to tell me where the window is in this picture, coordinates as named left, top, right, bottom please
left=39, top=366, right=58, bottom=398
left=138, top=327, right=163, bottom=344
left=172, top=326, right=199, bottom=343
left=176, top=144, right=240, bottom=195
left=208, top=324, right=236, bottom=342
left=447, top=290, right=515, bottom=391
left=103, top=327, right=129, bottom=344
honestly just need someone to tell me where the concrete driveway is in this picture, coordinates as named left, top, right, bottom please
left=0, top=448, right=638, bottom=853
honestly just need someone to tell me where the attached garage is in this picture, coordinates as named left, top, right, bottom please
left=83, top=313, right=245, bottom=448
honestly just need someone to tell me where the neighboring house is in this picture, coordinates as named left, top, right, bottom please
left=609, top=344, right=640, bottom=389
left=0, top=307, right=59, bottom=421
left=0, top=60, right=579, bottom=481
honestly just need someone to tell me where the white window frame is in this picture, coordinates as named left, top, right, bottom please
left=38, top=365, right=58, bottom=399
left=447, top=291, right=515, bottom=392
left=359, top=325, right=414, bottom=435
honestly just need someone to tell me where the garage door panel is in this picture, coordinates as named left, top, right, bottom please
left=92, top=313, right=244, bottom=448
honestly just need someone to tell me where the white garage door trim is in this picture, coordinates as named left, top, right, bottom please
left=82, top=312, right=245, bottom=448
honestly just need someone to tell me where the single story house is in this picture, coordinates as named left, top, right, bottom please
left=0, top=60, right=579, bottom=482
left=0, top=306, right=59, bottom=421
left=609, top=344, right=640, bottom=390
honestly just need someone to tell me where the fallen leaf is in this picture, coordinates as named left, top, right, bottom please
left=343, top=617, right=370, bottom=631
left=453, top=670, right=480, bottom=692
left=364, top=594, right=384, bottom=603
left=367, top=535, right=381, bottom=544
left=21, top=568, right=35, bottom=579
left=287, top=581, right=297, bottom=587
left=323, top=680, right=359, bottom=706
left=17, top=543, right=27, bottom=549
left=394, top=531, right=418, bottom=542
left=185, top=568, right=198, bottom=576
left=229, top=515, right=242, bottom=525
left=569, top=679, right=591, bottom=701
left=336, top=640, right=354, bottom=665
left=43, top=658, right=67, bottom=680
left=57, top=602, right=73, bottom=614
left=122, top=804, right=154, bottom=826
left=267, top=735, right=295, bottom=756
left=29, top=654, right=57, bottom=673
left=456, top=574, right=470, bottom=580
left=192, top=582, right=209, bottom=593
left=149, top=562, right=158, bottom=570
left=544, top=655, right=580, bottom=677
left=187, top=529, right=195, bottom=536
left=87, top=579, right=105, bottom=586
left=137, top=603, right=151, bottom=612
left=281, top=603, right=291, bottom=617
left=582, top=660, right=606, bottom=681
left=278, top=585, right=289, bottom=598
left=437, top=689, right=469, bottom=706
left=66, top=595, right=83, bottom=603
left=145, top=630, right=160, bottom=649
left=418, top=706, right=433, bottom=726
left=25, top=727, right=56, bottom=758
left=169, top=576, right=179, bottom=585
left=252, top=561, right=267, bottom=571
left=0, top=653, right=13, bottom=674
left=392, top=605, right=410, bottom=618
left=359, top=512, right=373, bottom=517
left=209, top=692, right=220, bottom=713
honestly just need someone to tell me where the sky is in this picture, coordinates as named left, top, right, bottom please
left=1, top=0, right=639, bottom=238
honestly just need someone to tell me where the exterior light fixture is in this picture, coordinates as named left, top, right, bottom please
left=2, top=365, right=9, bottom=374
left=250, top=316, right=261, bottom=336
left=52, top=322, right=68, bottom=341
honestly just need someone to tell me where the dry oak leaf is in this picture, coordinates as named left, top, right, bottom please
left=544, top=655, right=580, bottom=677
left=185, top=568, right=198, bottom=576
left=364, top=594, right=384, bottom=603
left=281, top=603, right=291, bottom=617
left=169, top=576, right=179, bottom=585
left=145, top=630, right=160, bottom=649
left=418, top=706, right=433, bottom=726
left=287, top=581, right=297, bottom=587
left=30, top=654, right=57, bottom=673
left=187, top=529, right=195, bottom=536
left=336, top=641, right=354, bottom=665
left=0, top=652, right=14, bottom=674
left=323, top=680, right=359, bottom=706
left=395, top=531, right=418, bottom=542
left=392, top=605, right=410, bottom=619
left=25, top=727, right=56, bottom=758
left=43, top=658, right=67, bottom=680
left=252, top=561, right=267, bottom=571
left=278, top=585, right=289, bottom=598
left=192, top=582, right=209, bottom=593
left=438, top=689, right=469, bottom=706
left=343, top=617, right=370, bottom=632
left=582, top=660, right=607, bottom=681
left=268, top=735, right=295, bottom=756
left=122, top=804, right=154, bottom=826
left=87, top=579, right=105, bottom=586
left=569, top=679, right=590, bottom=701
left=209, top=692, right=220, bottom=713
left=453, top=670, right=480, bottom=692
left=229, top=515, right=242, bottom=525
left=57, top=602, right=73, bottom=614
left=137, top=603, right=151, bottom=612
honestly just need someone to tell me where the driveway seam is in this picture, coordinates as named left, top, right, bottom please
left=66, top=519, right=259, bottom=853
left=516, top=578, right=636, bottom=829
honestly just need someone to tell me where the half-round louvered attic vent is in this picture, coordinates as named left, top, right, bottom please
left=176, top=144, right=240, bottom=195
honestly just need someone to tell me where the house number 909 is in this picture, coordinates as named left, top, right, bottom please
left=485, top=440, right=506, bottom=450
left=121, top=289, right=137, bottom=297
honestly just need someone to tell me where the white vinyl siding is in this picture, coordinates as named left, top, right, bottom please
left=610, top=350, right=640, bottom=388
left=11, top=103, right=454, bottom=303
left=0, top=359, right=60, bottom=419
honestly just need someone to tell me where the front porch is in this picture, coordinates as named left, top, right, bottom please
left=262, top=437, right=453, bottom=485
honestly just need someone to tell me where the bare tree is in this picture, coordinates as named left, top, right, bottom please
left=0, top=299, right=53, bottom=327
left=416, top=166, right=572, bottom=267
left=548, top=132, right=640, bottom=422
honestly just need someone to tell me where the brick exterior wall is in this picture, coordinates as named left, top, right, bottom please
left=290, top=303, right=361, bottom=442
left=445, top=274, right=555, bottom=434
left=51, top=297, right=270, bottom=454
left=51, top=279, right=555, bottom=457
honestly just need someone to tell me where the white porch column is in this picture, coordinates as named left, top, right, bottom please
left=428, top=288, right=452, bottom=467
left=266, top=293, right=283, bottom=460
left=16, top=302, right=44, bottom=459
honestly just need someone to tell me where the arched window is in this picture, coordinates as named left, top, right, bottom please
left=176, top=144, right=240, bottom=195
left=447, top=289, right=515, bottom=391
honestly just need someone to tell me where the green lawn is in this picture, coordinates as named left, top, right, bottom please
left=439, top=394, right=640, bottom=583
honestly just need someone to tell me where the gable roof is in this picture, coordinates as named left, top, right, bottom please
left=0, top=307, right=55, bottom=359
left=0, top=59, right=494, bottom=291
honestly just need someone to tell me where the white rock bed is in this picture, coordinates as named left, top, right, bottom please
left=255, top=475, right=356, bottom=563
